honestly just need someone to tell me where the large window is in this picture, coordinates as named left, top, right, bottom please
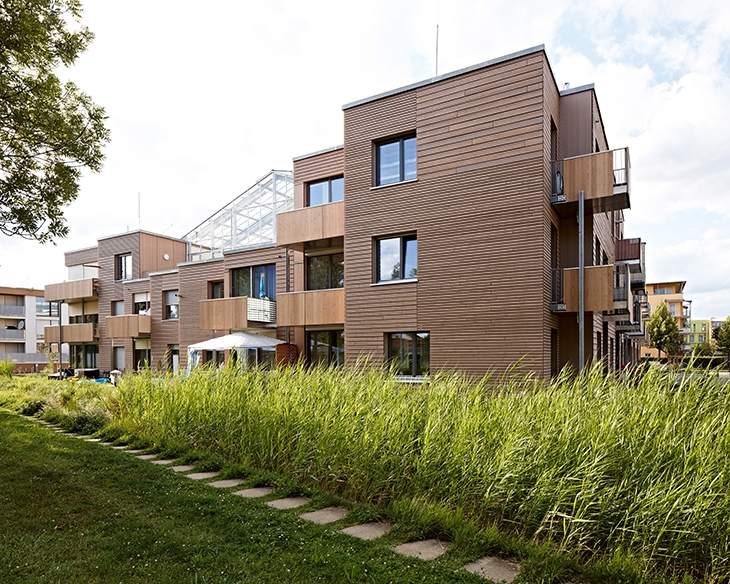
left=231, top=264, right=276, bottom=300
left=307, top=176, right=343, bottom=206
left=111, top=300, right=124, bottom=316
left=308, top=330, right=344, bottom=367
left=307, top=253, right=344, bottom=290
left=376, top=235, right=417, bottom=282
left=134, top=338, right=151, bottom=370
left=69, top=344, right=98, bottom=369
left=164, top=290, right=179, bottom=320
left=387, top=332, right=430, bottom=377
left=116, top=253, right=132, bottom=281
left=36, top=297, right=59, bottom=317
left=376, top=134, right=416, bottom=186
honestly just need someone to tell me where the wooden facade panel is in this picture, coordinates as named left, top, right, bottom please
left=44, top=323, right=96, bottom=344
left=278, top=289, right=344, bottom=327
left=139, top=233, right=187, bottom=278
left=293, top=148, right=344, bottom=209
left=277, top=201, right=344, bottom=248
left=564, top=151, right=614, bottom=203
left=106, top=315, right=151, bottom=338
left=199, top=297, right=249, bottom=330
left=564, top=265, right=614, bottom=313
left=44, top=278, right=98, bottom=302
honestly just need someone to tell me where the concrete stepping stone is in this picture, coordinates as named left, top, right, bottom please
left=299, top=507, right=348, bottom=524
left=125, top=449, right=145, bottom=454
left=463, top=557, right=520, bottom=582
left=340, top=522, right=391, bottom=540
left=393, top=539, right=450, bottom=561
left=85, top=438, right=102, bottom=442
left=111, top=445, right=129, bottom=450
left=233, top=487, right=274, bottom=499
left=267, top=497, right=310, bottom=510
left=100, top=441, right=114, bottom=446
left=171, top=465, right=196, bottom=472
left=136, top=454, right=158, bottom=460
left=151, top=458, right=179, bottom=465
left=185, top=471, right=220, bottom=480
left=208, top=478, right=245, bottom=489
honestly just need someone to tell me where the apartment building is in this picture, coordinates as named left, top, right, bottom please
left=276, top=45, right=647, bottom=378
left=44, top=46, right=646, bottom=379
left=43, top=171, right=293, bottom=372
left=1, top=285, right=59, bottom=372
left=641, top=281, right=690, bottom=357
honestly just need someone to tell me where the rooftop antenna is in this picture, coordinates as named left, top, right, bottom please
left=435, top=0, right=440, bottom=77
left=138, top=192, right=141, bottom=230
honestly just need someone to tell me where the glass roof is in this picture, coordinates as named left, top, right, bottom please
left=183, top=170, right=293, bottom=262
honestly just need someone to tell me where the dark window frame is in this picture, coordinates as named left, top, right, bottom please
left=115, top=253, right=132, bottom=281
left=375, top=234, right=417, bottom=282
left=306, top=252, right=344, bottom=291
left=375, top=134, right=417, bottom=186
left=307, top=329, right=344, bottom=367
left=209, top=280, right=225, bottom=299
left=306, top=176, right=344, bottom=207
left=387, top=331, right=430, bottom=377
left=230, top=264, right=276, bottom=300
left=164, top=290, right=179, bottom=320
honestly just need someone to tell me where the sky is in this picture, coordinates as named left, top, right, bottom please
left=1, top=0, right=729, bottom=320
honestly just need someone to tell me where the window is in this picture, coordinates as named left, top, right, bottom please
left=375, top=134, right=416, bottom=186
left=116, top=254, right=132, bottom=280
left=702, top=324, right=707, bottom=332
left=164, top=290, right=179, bottom=320
left=134, top=338, right=151, bottom=370
left=167, top=344, right=179, bottom=373
left=133, top=292, right=150, bottom=315
left=112, top=300, right=124, bottom=316
left=307, top=176, right=344, bottom=206
left=307, top=253, right=344, bottom=290
left=209, top=280, right=224, bottom=299
left=690, top=334, right=695, bottom=343
left=387, top=332, right=430, bottom=376
left=376, top=235, right=417, bottom=282
left=231, top=264, right=276, bottom=300
left=668, top=303, right=676, bottom=316
left=69, top=344, right=98, bottom=369
left=36, top=297, right=58, bottom=317
left=69, top=314, right=98, bottom=325
left=699, top=335, right=704, bottom=342
left=308, top=330, right=344, bottom=367
left=113, top=346, right=125, bottom=371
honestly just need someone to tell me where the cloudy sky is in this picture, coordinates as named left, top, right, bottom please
left=2, top=0, right=729, bottom=319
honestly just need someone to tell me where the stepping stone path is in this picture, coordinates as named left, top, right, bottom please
left=394, top=539, right=450, bottom=561
left=233, top=487, right=273, bottom=498
left=208, top=478, right=245, bottom=489
left=267, top=497, right=310, bottom=510
left=34, top=420, right=523, bottom=581
left=299, top=506, right=347, bottom=524
left=339, top=522, right=391, bottom=540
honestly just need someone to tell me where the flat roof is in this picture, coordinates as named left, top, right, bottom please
left=293, top=144, right=343, bottom=163
left=343, top=44, right=545, bottom=110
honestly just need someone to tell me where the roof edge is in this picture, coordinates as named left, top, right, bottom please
left=293, top=144, right=344, bottom=163
left=343, top=44, right=545, bottom=110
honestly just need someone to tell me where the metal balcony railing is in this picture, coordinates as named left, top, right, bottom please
left=0, top=306, right=25, bottom=317
left=0, top=328, right=25, bottom=340
left=247, top=298, right=276, bottom=324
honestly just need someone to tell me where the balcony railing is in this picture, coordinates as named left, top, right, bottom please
left=551, top=148, right=631, bottom=215
left=0, top=305, right=25, bottom=318
left=277, top=289, right=345, bottom=327
left=276, top=201, right=344, bottom=251
left=44, top=278, right=99, bottom=302
left=550, top=268, right=565, bottom=311
left=105, top=314, right=152, bottom=338
left=247, top=298, right=276, bottom=323
left=44, top=323, right=98, bottom=344
left=199, top=297, right=276, bottom=330
left=0, top=328, right=25, bottom=341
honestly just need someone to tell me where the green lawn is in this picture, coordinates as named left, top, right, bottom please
left=0, top=411, right=488, bottom=584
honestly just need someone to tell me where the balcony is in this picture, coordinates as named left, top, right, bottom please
left=199, top=297, right=276, bottom=330
left=0, top=327, right=25, bottom=342
left=45, top=278, right=99, bottom=302
left=0, top=305, right=25, bottom=318
left=276, top=201, right=344, bottom=251
left=277, top=289, right=344, bottom=327
left=552, top=265, right=614, bottom=313
left=106, top=315, right=151, bottom=338
left=44, top=323, right=98, bottom=344
left=550, top=148, right=630, bottom=217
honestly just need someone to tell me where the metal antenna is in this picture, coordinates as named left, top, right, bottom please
left=435, top=0, right=440, bottom=77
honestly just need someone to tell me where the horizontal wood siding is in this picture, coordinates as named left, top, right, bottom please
left=65, top=247, right=98, bottom=267
left=293, top=148, right=344, bottom=209
left=344, top=53, right=548, bottom=376
left=149, top=271, right=180, bottom=369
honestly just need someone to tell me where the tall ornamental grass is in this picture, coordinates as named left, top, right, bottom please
left=117, top=363, right=730, bottom=580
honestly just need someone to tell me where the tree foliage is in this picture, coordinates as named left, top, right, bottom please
left=692, top=340, right=714, bottom=357
left=646, top=302, right=682, bottom=357
left=716, top=317, right=730, bottom=363
left=0, top=0, right=109, bottom=242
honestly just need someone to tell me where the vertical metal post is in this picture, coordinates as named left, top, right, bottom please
left=578, top=190, right=585, bottom=373
left=58, top=301, right=63, bottom=370
left=285, top=246, right=291, bottom=344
